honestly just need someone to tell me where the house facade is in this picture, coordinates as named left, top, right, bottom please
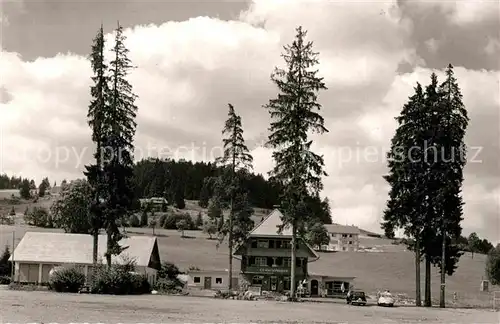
left=234, top=209, right=319, bottom=294
left=322, top=225, right=361, bottom=252
left=139, top=197, right=167, bottom=211
left=9, top=232, right=161, bottom=285
left=186, top=269, right=239, bottom=290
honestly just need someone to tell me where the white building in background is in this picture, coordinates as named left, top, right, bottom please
left=321, top=225, right=361, bottom=252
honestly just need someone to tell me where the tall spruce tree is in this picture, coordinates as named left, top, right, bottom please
left=101, top=22, right=138, bottom=266
left=215, top=103, right=254, bottom=290
left=84, top=24, right=109, bottom=272
left=382, top=66, right=468, bottom=308
left=434, top=64, right=468, bottom=307
left=421, top=73, right=441, bottom=307
left=382, top=83, right=426, bottom=306
left=265, top=26, right=328, bottom=299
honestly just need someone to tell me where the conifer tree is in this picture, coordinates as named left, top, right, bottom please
left=383, top=66, right=468, bottom=308
left=421, top=73, right=441, bottom=307
left=434, top=64, right=468, bottom=307
left=382, top=82, right=426, bottom=306
left=198, top=180, right=210, bottom=208
left=215, top=103, right=254, bottom=290
left=265, top=26, right=328, bottom=299
left=84, top=24, right=109, bottom=271
left=101, top=22, right=138, bottom=266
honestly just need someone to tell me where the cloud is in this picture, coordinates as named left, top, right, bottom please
left=0, top=0, right=498, bottom=242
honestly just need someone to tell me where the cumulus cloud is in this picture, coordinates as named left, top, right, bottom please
left=0, top=0, right=498, bottom=241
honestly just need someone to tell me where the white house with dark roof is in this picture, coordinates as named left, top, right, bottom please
left=322, top=224, right=361, bottom=252
left=9, top=232, right=161, bottom=285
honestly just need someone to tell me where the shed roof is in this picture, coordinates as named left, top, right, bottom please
left=9, top=232, right=158, bottom=267
left=324, top=224, right=360, bottom=235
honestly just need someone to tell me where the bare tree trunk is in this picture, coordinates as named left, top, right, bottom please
left=228, top=205, right=233, bottom=290
left=415, top=238, right=422, bottom=306
left=106, top=231, right=112, bottom=268
left=228, top=153, right=236, bottom=291
left=424, top=255, right=431, bottom=307
left=92, top=231, right=98, bottom=275
left=440, top=225, right=446, bottom=308
left=290, top=223, right=297, bottom=300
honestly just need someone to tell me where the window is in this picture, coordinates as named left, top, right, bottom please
left=194, top=276, right=201, bottom=283
left=283, top=258, right=291, bottom=267
left=275, top=257, right=283, bottom=266
left=215, top=277, right=222, bottom=284
left=269, top=240, right=275, bottom=248
left=342, top=247, right=347, bottom=251
left=295, top=258, right=302, bottom=267
left=349, top=234, right=353, bottom=237
left=282, top=240, right=291, bottom=249
left=348, top=241, right=353, bottom=245
left=256, top=257, right=267, bottom=266
left=342, top=234, right=348, bottom=238
left=257, top=240, right=269, bottom=248
left=267, top=257, right=274, bottom=267
left=251, top=240, right=257, bottom=248
left=276, top=240, right=282, bottom=248
left=252, top=275, right=263, bottom=285
left=331, top=233, right=336, bottom=237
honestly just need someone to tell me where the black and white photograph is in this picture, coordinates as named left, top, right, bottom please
left=0, top=0, right=499, bottom=322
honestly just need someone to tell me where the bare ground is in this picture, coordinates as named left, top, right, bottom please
left=1, top=289, right=498, bottom=323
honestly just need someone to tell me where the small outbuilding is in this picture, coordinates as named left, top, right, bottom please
left=307, top=273, right=356, bottom=297
left=186, top=269, right=239, bottom=290
left=9, top=232, right=161, bottom=285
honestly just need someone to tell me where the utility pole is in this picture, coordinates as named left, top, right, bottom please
left=440, top=220, right=446, bottom=308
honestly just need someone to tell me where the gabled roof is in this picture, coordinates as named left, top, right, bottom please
left=249, top=209, right=292, bottom=237
left=236, top=209, right=320, bottom=259
left=325, top=224, right=360, bottom=235
left=9, top=232, right=158, bottom=267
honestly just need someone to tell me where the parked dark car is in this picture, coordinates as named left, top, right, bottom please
left=346, top=290, right=367, bottom=306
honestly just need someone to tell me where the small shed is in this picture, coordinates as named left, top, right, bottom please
left=186, top=269, right=239, bottom=290
left=9, top=232, right=161, bottom=285
left=308, top=273, right=356, bottom=298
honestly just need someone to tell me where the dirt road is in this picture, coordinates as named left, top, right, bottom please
left=1, top=289, right=498, bottom=323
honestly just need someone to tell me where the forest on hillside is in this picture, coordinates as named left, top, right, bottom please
left=132, top=158, right=279, bottom=209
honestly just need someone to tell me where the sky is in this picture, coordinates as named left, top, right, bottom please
left=0, top=0, right=499, bottom=241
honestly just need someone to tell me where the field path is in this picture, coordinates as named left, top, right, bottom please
left=1, top=289, right=498, bottom=323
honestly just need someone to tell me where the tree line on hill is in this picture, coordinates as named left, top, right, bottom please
left=131, top=158, right=332, bottom=224
left=0, top=174, right=56, bottom=200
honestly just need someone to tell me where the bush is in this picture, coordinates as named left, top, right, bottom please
left=90, top=264, right=150, bottom=295
left=49, top=267, right=86, bottom=293
left=486, top=244, right=500, bottom=285
left=162, top=212, right=195, bottom=230
left=154, top=278, right=182, bottom=294
left=129, top=214, right=140, bottom=227
left=0, top=275, right=11, bottom=284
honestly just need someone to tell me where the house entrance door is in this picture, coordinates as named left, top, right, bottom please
left=310, top=279, right=319, bottom=296
left=270, top=276, right=278, bottom=291
left=204, top=277, right=212, bottom=289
